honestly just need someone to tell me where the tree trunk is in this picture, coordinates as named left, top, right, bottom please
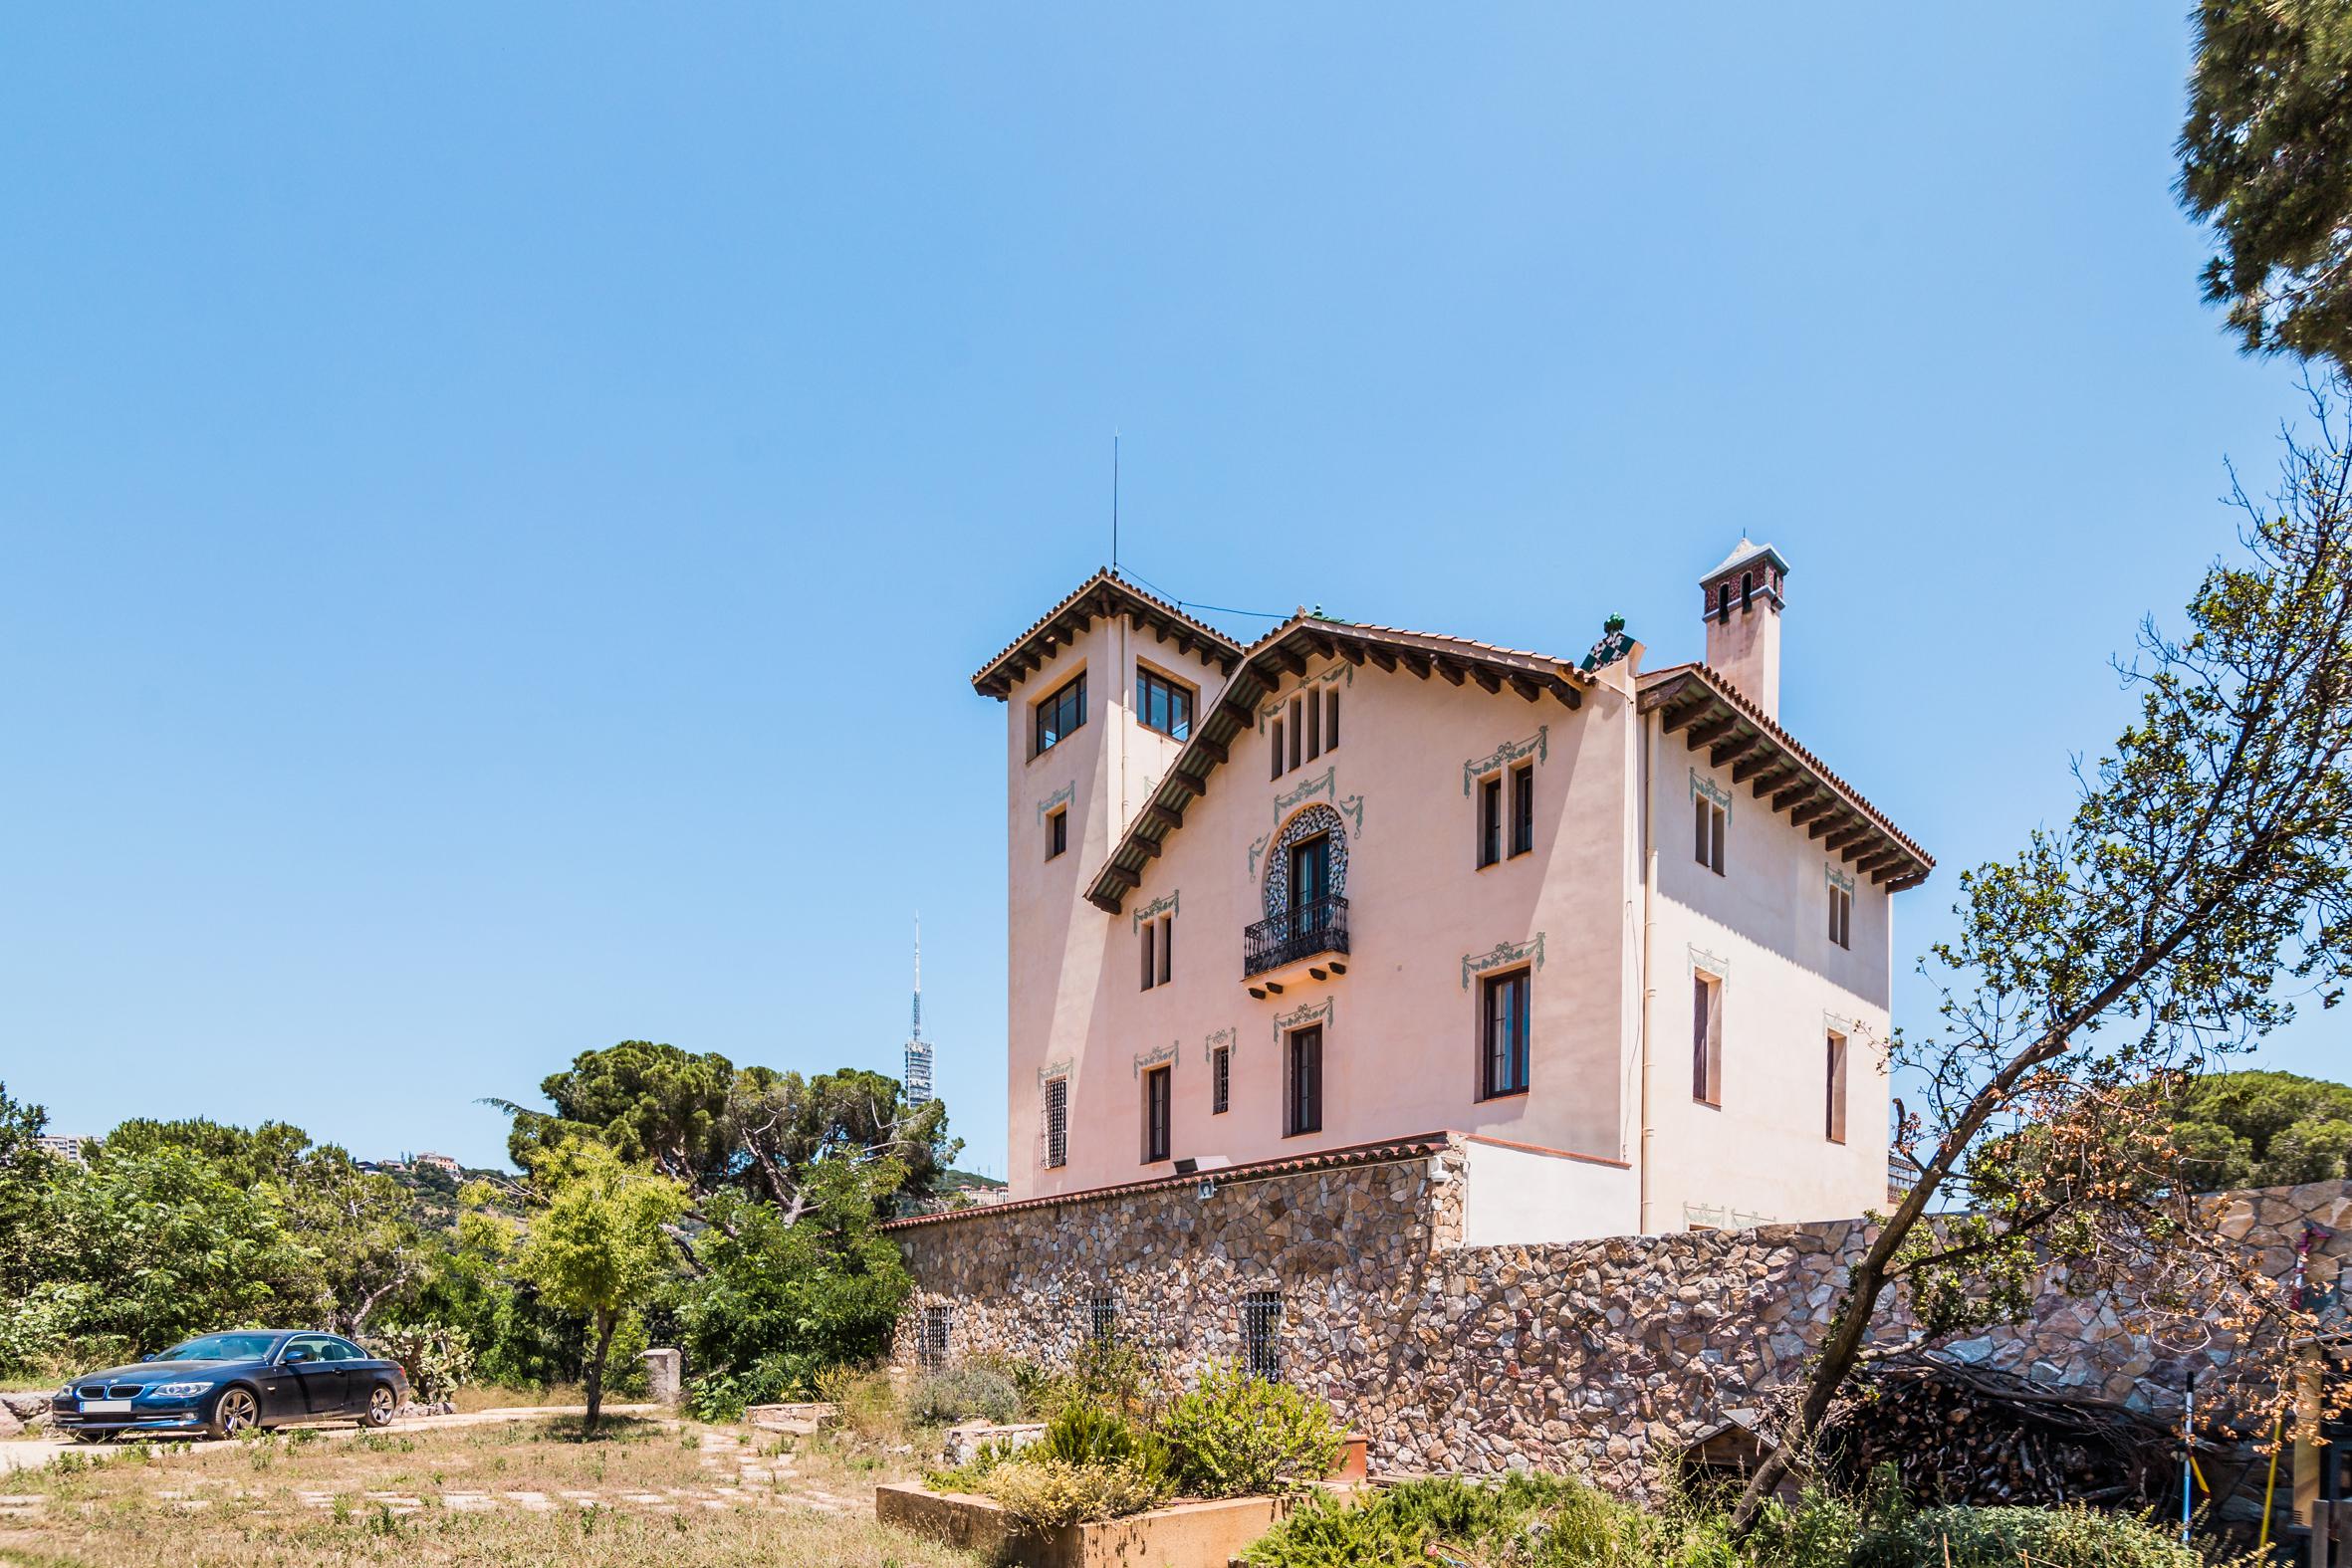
left=583, top=1309, right=616, bottom=1437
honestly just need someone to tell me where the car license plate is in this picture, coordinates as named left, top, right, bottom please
left=81, top=1399, right=131, bottom=1415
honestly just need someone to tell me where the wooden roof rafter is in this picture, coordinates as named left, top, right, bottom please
left=973, top=569, right=1245, bottom=699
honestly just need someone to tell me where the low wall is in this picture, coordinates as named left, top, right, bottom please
left=888, top=1137, right=2352, bottom=1494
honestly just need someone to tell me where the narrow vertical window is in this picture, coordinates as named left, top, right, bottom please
left=1742, top=570, right=1754, bottom=609
left=1141, top=925, right=1157, bottom=991
left=1047, top=806, right=1067, bottom=860
left=1242, top=1290, right=1283, bottom=1381
left=1289, top=698, right=1302, bottom=770
left=1825, top=1030, right=1848, bottom=1143
left=1270, top=719, right=1285, bottom=780
left=1717, top=582, right=1732, bottom=622
left=1695, top=794, right=1726, bottom=874
left=1510, top=763, right=1534, bottom=857
left=1285, top=1026, right=1322, bottom=1136
left=1211, top=1044, right=1230, bottom=1114
left=1828, top=882, right=1852, bottom=949
left=1159, top=916, right=1173, bottom=985
left=1325, top=689, right=1340, bottom=750
left=1044, top=1077, right=1068, bottom=1169
left=1143, top=1064, right=1172, bottom=1163
left=1692, top=973, right=1722, bottom=1104
left=1478, top=776, right=1503, bottom=867
left=1305, top=684, right=1321, bottom=759
left=1481, top=969, right=1531, bottom=1098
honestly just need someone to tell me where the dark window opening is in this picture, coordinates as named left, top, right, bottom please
left=1482, top=969, right=1531, bottom=1098
left=1047, top=806, right=1067, bottom=860
left=1140, top=916, right=1173, bottom=990
left=1825, top=1031, right=1848, bottom=1143
left=1716, top=582, right=1732, bottom=622
left=1695, top=794, right=1726, bottom=875
left=1828, top=883, right=1852, bottom=949
left=920, top=1305, right=951, bottom=1370
left=1510, top=763, right=1534, bottom=857
left=1144, top=1064, right=1172, bottom=1163
left=1035, top=673, right=1086, bottom=756
left=1325, top=689, right=1340, bottom=750
left=1211, top=1044, right=1230, bottom=1114
left=1137, top=667, right=1193, bottom=741
left=1270, top=719, right=1285, bottom=780
left=1478, top=776, right=1504, bottom=867
left=1742, top=570, right=1754, bottom=609
left=1285, top=1026, right=1322, bottom=1137
left=1088, top=1292, right=1117, bottom=1344
left=1289, top=697, right=1302, bottom=771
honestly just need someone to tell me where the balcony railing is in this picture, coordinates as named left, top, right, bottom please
left=1243, top=895, right=1350, bottom=979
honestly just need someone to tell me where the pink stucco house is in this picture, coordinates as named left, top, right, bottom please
left=973, top=543, right=1931, bottom=1241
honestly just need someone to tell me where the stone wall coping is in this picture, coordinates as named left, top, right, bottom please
left=879, top=1131, right=1455, bottom=1232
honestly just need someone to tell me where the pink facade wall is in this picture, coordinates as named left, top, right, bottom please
left=995, top=597, right=1899, bottom=1237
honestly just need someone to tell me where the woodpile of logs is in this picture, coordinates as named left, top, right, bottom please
left=1816, top=1356, right=2190, bottom=1509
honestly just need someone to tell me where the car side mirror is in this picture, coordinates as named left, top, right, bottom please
left=282, top=1347, right=311, bottom=1364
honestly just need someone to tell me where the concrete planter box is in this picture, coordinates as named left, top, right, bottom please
left=876, top=1481, right=1329, bottom=1568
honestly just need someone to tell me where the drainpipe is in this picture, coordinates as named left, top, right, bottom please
left=1638, top=704, right=1658, bottom=1234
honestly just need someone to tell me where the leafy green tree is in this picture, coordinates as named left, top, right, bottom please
left=1734, top=398, right=2352, bottom=1527
left=2170, top=1068, right=2352, bottom=1188
left=493, top=1139, right=684, bottom=1433
left=2180, top=1, right=2352, bottom=366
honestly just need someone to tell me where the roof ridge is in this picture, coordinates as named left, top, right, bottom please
left=971, top=569, right=1244, bottom=695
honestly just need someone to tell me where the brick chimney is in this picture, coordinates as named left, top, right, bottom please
left=1699, top=540, right=1789, bottom=718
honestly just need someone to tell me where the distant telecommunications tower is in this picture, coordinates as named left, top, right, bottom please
left=903, top=915, right=935, bottom=1108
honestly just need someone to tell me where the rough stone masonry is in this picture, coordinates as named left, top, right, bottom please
left=886, top=1135, right=2352, bottom=1494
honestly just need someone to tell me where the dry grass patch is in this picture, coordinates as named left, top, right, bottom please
left=0, top=1419, right=978, bottom=1568
left=447, top=1383, right=588, bottom=1413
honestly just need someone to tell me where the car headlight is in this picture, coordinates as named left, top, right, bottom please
left=55, top=1385, right=73, bottom=1400
left=150, top=1382, right=213, bottom=1398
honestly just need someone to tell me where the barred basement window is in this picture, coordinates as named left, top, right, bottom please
left=1088, top=1292, right=1118, bottom=1344
left=920, top=1305, right=951, bottom=1370
left=1043, top=1076, right=1069, bottom=1169
left=1242, top=1290, right=1282, bottom=1381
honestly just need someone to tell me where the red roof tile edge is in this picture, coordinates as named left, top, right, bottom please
left=878, top=1131, right=1454, bottom=1232
left=972, top=569, right=1245, bottom=695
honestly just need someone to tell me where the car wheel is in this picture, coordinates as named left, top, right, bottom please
left=208, top=1386, right=260, bottom=1440
left=364, top=1384, right=396, bottom=1428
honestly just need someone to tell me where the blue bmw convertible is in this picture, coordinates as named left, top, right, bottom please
left=50, top=1330, right=409, bottom=1442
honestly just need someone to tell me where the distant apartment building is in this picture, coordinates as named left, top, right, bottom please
left=972, top=543, right=1930, bottom=1240
left=412, top=1152, right=462, bottom=1176
left=34, top=1134, right=89, bottom=1165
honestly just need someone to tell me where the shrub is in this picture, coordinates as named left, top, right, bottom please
left=982, top=1456, right=1171, bottom=1531
left=1039, top=1402, right=1170, bottom=1484
left=1155, top=1363, right=1343, bottom=1498
left=813, top=1362, right=904, bottom=1444
left=1846, top=1504, right=2207, bottom=1568
left=1241, top=1473, right=1585, bottom=1568
left=924, top=1437, right=1025, bottom=1493
left=907, top=1367, right=1022, bottom=1426
left=684, top=1354, right=799, bottom=1423
left=363, top=1323, right=476, bottom=1404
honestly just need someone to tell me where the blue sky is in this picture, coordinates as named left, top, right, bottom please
left=2, top=5, right=2331, bottom=1175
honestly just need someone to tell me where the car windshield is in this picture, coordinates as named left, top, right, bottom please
left=157, top=1334, right=279, bottom=1363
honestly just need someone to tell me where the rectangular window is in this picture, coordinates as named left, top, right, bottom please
left=1270, top=719, right=1285, bottom=780
left=1285, top=1026, right=1322, bottom=1137
left=1825, top=1031, right=1848, bottom=1143
left=1140, top=916, right=1172, bottom=990
left=1137, top=667, right=1193, bottom=741
left=1478, top=776, right=1504, bottom=867
left=1144, top=1064, right=1172, bottom=1163
left=1510, top=763, right=1534, bottom=857
left=1211, top=1044, right=1230, bottom=1114
left=1305, top=684, right=1321, bottom=759
left=1242, top=1290, right=1283, bottom=1381
left=1289, top=697, right=1302, bottom=771
left=1325, top=689, right=1340, bottom=751
left=920, top=1305, right=951, bottom=1370
left=1044, top=1076, right=1068, bottom=1169
left=1035, top=673, right=1086, bottom=756
left=1692, top=973, right=1723, bottom=1104
left=1828, top=882, right=1852, bottom=949
left=1088, top=1292, right=1117, bottom=1344
left=1047, top=806, right=1067, bottom=860
left=1481, top=969, right=1531, bottom=1098
left=1694, top=793, right=1726, bottom=875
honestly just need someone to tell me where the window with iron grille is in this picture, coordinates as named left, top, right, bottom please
left=1035, top=672, right=1086, bottom=756
left=1088, top=1292, right=1117, bottom=1344
left=1211, top=1044, right=1230, bottom=1115
left=920, top=1305, right=951, bottom=1370
left=1043, top=1076, right=1068, bottom=1168
left=1242, top=1290, right=1282, bottom=1381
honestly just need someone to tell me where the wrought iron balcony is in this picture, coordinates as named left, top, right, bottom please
left=1243, top=895, right=1350, bottom=979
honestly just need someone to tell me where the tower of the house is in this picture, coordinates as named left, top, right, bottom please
left=1700, top=539, right=1789, bottom=718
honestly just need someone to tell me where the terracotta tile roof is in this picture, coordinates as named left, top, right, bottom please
left=1638, top=662, right=1934, bottom=887
left=972, top=569, right=1245, bottom=698
left=877, top=1131, right=1452, bottom=1232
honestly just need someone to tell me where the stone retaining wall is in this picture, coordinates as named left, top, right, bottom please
left=889, top=1137, right=2352, bottom=1494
